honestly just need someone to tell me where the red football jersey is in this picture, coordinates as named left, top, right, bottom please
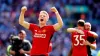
left=48, top=42, right=52, bottom=52
left=92, top=41, right=96, bottom=44
left=29, top=23, right=55, bottom=55
left=71, top=30, right=94, bottom=56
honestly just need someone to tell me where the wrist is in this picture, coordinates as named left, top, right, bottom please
left=55, top=11, right=58, bottom=14
left=88, top=42, right=91, bottom=46
left=75, top=29, right=79, bottom=32
left=21, top=11, right=25, bottom=14
left=23, top=51, right=26, bottom=53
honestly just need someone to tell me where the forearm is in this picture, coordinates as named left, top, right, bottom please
left=89, top=31, right=98, bottom=38
left=19, top=11, right=25, bottom=25
left=55, top=11, right=63, bottom=27
left=67, top=28, right=76, bottom=33
left=10, top=50, right=15, bottom=55
left=51, top=7, right=63, bottom=31
left=24, top=51, right=30, bottom=54
left=88, top=44, right=96, bottom=50
left=19, top=6, right=30, bottom=29
left=67, top=28, right=84, bottom=34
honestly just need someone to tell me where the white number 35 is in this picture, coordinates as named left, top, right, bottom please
left=74, top=35, right=85, bottom=46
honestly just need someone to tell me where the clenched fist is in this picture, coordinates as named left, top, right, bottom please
left=19, top=49, right=25, bottom=54
left=51, top=7, right=58, bottom=13
left=21, top=6, right=27, bottom=12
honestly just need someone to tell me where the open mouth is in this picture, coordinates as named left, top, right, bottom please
left=40, top=19, right=44, bottom=21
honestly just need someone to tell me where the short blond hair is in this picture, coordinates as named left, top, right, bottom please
left=40, top=11, right=49, bottom=19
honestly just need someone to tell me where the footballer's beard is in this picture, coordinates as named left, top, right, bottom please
left=87, top=28, right=91, bottom=31
left=85, top=28, right=90, bottom=31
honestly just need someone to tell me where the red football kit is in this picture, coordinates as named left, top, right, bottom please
left=48, top=42, right=52, bottom=52
left=71, top=30, right=94, bottom=56
left=29, top=23, right=55, bottom=55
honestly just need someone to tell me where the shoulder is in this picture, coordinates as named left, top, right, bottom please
left=83, top=30, right=89, bottom=34
left=7, top=45, right=12, bottom=48
left=83, top=30, right=88, bottom=32
left=46, top=25, right=53, bottom=27
left=46, top=25, right=55, bottom=31
left=46, top=25, right=54, bottom=29
left=44, top=25, right=54, bottom=29
left=30, top=23, right=37, bottom=27
left=29, top=23, right=38, bottom=30
left=23, top=39, right=30, bottom=43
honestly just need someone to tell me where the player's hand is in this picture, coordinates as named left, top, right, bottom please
left=10, top=50, right=16, bottom=55
left=83, top=40, right=91, bottom=45
left=76, top=29, right=84, bottom=34
left=19, top=49, right=25, bottom=54
left=51, top=7, right=58, bottom=13
left=21, top=6, right=27, bottom=12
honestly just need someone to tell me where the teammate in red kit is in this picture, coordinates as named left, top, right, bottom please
left=68, top=22, right=97, bottom=56
left=67, top=20, right=98, bottom=56
left=84, top=22, right=97, bottom=56
left=19, top=6, right=63, bottom=56
left=48, top=42, right=52, bottom=53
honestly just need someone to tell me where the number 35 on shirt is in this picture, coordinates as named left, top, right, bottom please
left=73, top=35, right=85, bottom=46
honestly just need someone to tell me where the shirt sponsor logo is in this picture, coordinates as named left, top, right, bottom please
left=34, top=33, right=46, bottom=38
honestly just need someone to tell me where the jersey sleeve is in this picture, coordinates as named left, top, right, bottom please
left=87, top=31, right=94, bottom=37
left=29, top=23, right=36, bottom=31
left=92, top=40, right=96, bottom=44
left=48, top=25, right=55, bottom=34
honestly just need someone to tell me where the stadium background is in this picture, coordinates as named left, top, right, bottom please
left=0, top=0, right=100, bottom=56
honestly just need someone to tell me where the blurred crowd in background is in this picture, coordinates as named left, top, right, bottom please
left=0, top=0, right=100, bottom=56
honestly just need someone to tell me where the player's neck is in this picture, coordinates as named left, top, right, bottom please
left=39, top=23, right=46, bottom=28
left=81, top=28, right=84, bottom=30
left=78, top=27, right=84, bottom=30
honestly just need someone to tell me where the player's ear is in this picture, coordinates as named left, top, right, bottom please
left=38, top=18, right=39, bottom=21
left=46, top=13, right=49, bottom=21
left=38, top=17, right=40, bottom=21
left=46, top=16, right=49, bottom=22
left=46, top=18, right=49, bottom=22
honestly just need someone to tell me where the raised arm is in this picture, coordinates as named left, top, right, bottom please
left=51, top=7, right=63, bottom=31
left=67, top=28, right=84, bottom=34
left=67, top=28, right=77, bottom=33
left=19, top=6, right=30, bottom=29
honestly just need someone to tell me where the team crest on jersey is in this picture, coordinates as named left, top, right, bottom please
left=35, top=30, right=37, bottom=32
left=42, top=29, right=46, bottom=33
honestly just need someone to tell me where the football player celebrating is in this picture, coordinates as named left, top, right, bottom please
left=19, top=6, right=63, bottom=56
left=84, top=22, right=97, bottom=56
left=67, top=20, right=98, bottom=56
left=68, top=22, right=97, bottom=56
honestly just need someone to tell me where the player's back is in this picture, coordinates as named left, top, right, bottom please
left=71, top=30, right=88, bottom=56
